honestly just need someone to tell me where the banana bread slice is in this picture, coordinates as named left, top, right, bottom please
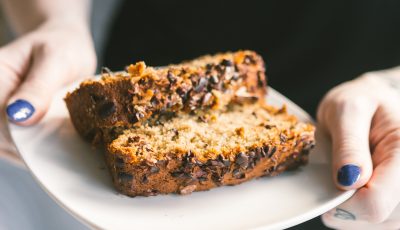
left=106, top=103, right=315, bottom=197
left=65, top=50, right=266, bottom=142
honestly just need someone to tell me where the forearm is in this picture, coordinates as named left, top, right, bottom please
left=0, top=0, right=91, bottom=35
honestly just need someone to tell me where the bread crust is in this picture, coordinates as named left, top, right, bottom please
left=106, top=137, right=315, bottom=196
left=65, top=51, right=266, bottom=142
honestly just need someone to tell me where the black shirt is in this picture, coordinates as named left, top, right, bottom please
left=104, top=0, right=400, bottom=115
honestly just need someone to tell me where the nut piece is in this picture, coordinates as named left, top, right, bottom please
left=179, top=184, right=197, bottom=195
left=235, top=127, right=245, bottom=137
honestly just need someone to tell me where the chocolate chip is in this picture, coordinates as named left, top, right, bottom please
left=198, top=176, right=208, bottom=182
left=89, top=94, right=105, bottom=103
left=280, top=133, right=287, bottom=142
left=171, top=128, right=179, bottom=141
left=198, top=115, right=207, bottom=122
left=235, top=152, right=249, bottom=169
left=183, top=173, right=193, bottom=179
left=232, top=169, right=245, bottom=179
left=257, top=71, right=265, bottom=87
left=220, top=59, right=233, bottom=67
left=211, top=173, right=223, bottom=184
left=118, top=172, right=133, bottom=183
left=157, top=160, right=168, bottom=167
left=261, top=146, right=269, bottom=157
left=210, top=75, right=219, bottom=84
left=183, top=152, right=194, bottom=164
left=231, top=72, right=240, bottom=81
left=248, top=162, right=255, bottom=169
left=150, top=96, right=160, bottom=107
left=98, top=101, right=116, bottom=118
left=193, top=169, right=207, bottom=178
left=243, top=55, right=256, bottom=65
left=217, top=154, right=230, bottom=167
left=207, top=159, right=225, bottom=168
left=128, top=114, right=139, bottom=123
left=194, top=77, right=208, bottom=93
left=248, top=151, right=256, bottom=159
left=171, top=171, right=184, bottom=178
left=223, top=160, right=231, bottom=167
left=167, top=71, right=177, bottom=84
left=265, top=124, right=276, bottom=129
left=215, top=64, right=224, bottom=73
left=150, top=166, right=160, bottom=174
left=263, top=168, right=273, bottom=175
left=269, top=146, right=277, bottom=157
left=127, top=136, right=140, bottom=143
left=176, top=88, right=189, bottom=102
left=115, top=157, right=124, bottom=168
left=141, top=175, right=149, bottom=184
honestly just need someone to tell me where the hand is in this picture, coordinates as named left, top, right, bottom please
left=0, top=19, right=96, bottom=124
left=0, top=19, right=96, bottom=161
left=317, top=67, right=400, bottom=229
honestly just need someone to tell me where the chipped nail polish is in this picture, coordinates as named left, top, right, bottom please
left=6, top=99, right=35, bottom=122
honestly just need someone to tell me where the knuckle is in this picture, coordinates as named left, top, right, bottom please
left=337, top=95, right=371, bottom=114
left=35, top=41, right=59, bottom=56
left=388, top=129, right=400, bottom=141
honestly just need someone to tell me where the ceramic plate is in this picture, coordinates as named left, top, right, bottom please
left=9, top=80, right=355, bottom=230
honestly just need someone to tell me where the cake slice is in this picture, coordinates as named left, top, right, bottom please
left=65, top=50, right=267, bottom=142
left=106, top=103, right=315, bottom=196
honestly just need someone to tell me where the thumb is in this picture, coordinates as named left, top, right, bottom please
left=320, top=96, right=376, bottom=190
left=6, top=43, right=69, bottom=125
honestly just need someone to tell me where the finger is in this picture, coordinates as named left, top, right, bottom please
left=0, top=38, right=31, bottom=105
left=322, top=153, right=400, bottom=225
left=325, top=96, right=377, bottom=190
left=323, top=114, right=400, bottom=226
left=6, top=43, right=69, bottom=125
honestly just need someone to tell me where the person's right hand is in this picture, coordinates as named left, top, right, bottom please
left=0, top=19, right=96, bottom=161
left=317, top=68, right=400, bottom=229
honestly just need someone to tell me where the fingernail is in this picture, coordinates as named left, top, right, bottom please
left=337, top=164, right=361, bottom=186
left=6, top=99, right=35, bottom=122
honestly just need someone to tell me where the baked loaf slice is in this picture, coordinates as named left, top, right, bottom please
left=65, top=50, right=266, bottom=142
left=106, top=103, right=315, bottom=196
left=65, top=50, right=316, bottom=197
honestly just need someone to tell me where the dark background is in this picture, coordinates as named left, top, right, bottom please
left=103, top=1, right=400, bottom=229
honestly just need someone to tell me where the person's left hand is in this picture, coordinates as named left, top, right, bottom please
left=0, top=19, right=96, bottom=163
left=317, top=67, right=400, bottom=229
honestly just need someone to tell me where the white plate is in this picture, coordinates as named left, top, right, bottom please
left=9, top=81, right=355, bottom=230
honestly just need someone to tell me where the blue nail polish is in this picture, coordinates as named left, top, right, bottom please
left=337, top=164, right=361, bottom=186
left=6, top=99, right=35, bottom=122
